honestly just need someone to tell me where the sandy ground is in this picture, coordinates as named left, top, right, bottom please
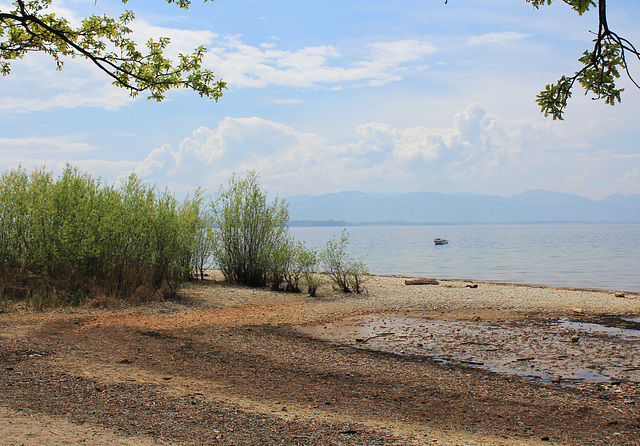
left=1, top=272, right=639, bottom=445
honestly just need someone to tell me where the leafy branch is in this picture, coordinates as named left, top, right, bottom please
left=529, top=0, right=639, bottom=119
left=447, top=0, right=639, bottom=119
left=0, top=0, right=226, bottom=101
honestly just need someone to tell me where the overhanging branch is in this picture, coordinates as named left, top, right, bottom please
left=1, top=0, right=226, bottom=100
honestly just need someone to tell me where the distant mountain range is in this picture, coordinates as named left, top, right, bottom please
left=285, top=190, right=640, bottom=224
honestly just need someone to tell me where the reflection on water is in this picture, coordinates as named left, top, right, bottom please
left=296, top=312, right=640, bottom=389
left=290, top=223, right=640, bottom=292
left=557, top=319, right=640, bottom=339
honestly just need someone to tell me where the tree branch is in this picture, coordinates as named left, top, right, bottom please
left=1, top=0, right=226, bottom=101
left=535, top=0, right=638, bottom=119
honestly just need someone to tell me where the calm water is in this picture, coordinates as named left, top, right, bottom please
left=289, top=223, right=640, bottom=292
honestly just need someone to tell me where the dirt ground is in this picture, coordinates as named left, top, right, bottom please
left=1, top=275, right=640, bottom=446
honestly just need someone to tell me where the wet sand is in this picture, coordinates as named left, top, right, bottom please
left=296, top=311, right=640, bottom=398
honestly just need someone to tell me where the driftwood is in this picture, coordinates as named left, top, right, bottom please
left=404, top=278, right=439, bottom=286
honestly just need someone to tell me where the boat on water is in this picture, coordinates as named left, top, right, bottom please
left=434, top=238, right=449, bottom=245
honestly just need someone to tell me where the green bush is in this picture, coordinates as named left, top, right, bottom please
left=0, top=165, right=370, bottom=306
left=279, top=240, right=319, bottom=294
left=210, top=171, right=290, bottom=287
left=267, top=234, right=294, bottom=291
left=210, top=172, right=336, bottom=296
left=321, top=229, right=370, bottom=294
left=295, top=243, right=324, bottom=297
left=0, top=165, right=213, bottom=306
left=189, top=196, right=216, bottom=280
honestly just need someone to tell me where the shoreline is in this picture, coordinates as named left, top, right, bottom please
left=375, top=272, right=640, bottom=294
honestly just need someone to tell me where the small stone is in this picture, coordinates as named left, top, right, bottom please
left=615, top=293, right=626, bottom=298
left=572, top=307, right=583, bottom=314
left=571, top=335, right=580, bottom=343
left=552, top=375, right=562, bottom=383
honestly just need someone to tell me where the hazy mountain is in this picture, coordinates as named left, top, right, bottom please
left=285, top=190, right=640, bottom=224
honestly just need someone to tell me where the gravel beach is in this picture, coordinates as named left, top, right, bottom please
left=1, top=272, right=639, bottom=445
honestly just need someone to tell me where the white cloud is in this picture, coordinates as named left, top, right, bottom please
left=3, top=104, right=637, bottom=200
left=0, top=136, right=98, bottom=154
left=124, top=103, right=640, bottom=198
left=357, top=122, right=398, bottom=143
left=366, top=40, right=437, bottom=65
left=0, top=85, right=131, bottom=113
left=141, top=103, right=640, bottom=198
left=129, top=21, right=218, bottom=60
left=274, top=98, right=302, bottom=105
left=616, top=167, right=640, bottom=193
left=469, top=31, right=531, bottom=46
left=206, top=37, right=437, bottom=89
left=1, top=30, right=438, bottom=112
left=135, top=117, right=326, bottom=194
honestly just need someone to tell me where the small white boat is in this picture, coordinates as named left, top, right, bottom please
left=434, top=238, right=449, bottom=245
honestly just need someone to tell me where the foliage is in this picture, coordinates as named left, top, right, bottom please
left=0, top=165, right=213, bottom=307
left=527, top=0, right=639, bottom=120
left=321, top=229, right=369, bottom=294
left=210, top=171, right=290, bottom=288
left=0, top=0, right=226, bottom=101
left=190, top=200, right=216, bottom=280
left=445, top=0, right=639, bottom=119
left=295, top=243, right=324, bottom=297
left=0, top=166, right=372, bottom=306
left=278, top=239, right=323, bottom=294
left=267, top=234, right=294, bottom=291
left=209, top=172, right=333, bottom=296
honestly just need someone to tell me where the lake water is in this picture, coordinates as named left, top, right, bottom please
left=289, top=223, right=640, bottom=292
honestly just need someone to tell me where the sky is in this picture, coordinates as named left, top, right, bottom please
left=1, top=0, right=640, bottom=200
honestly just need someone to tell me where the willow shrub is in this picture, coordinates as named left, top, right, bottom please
left=0, top=165, right=212, bottom=306
left=211, top=171, right=290, bottom=287
left=211, top=172, right=371, bottom=295
left=321, top=229, right=370, bottom=294
left=288, top=241, right=324, bottom=296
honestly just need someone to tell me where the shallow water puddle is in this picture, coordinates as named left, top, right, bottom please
left=557, top=319, right=640, bottom=339
left=296, top=312, right=640, bottom=391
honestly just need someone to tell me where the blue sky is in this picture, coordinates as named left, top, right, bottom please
left=1, top=0, right=639, bottom=200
